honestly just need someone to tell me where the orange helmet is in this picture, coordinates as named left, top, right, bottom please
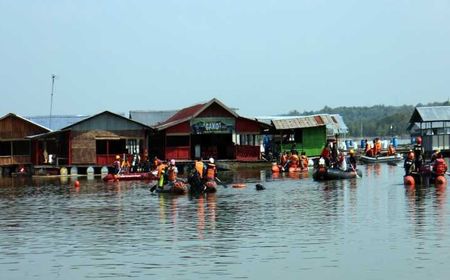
left=416, top=136, right=422, bottom=144
left=407, top=151, right=415, bottom=160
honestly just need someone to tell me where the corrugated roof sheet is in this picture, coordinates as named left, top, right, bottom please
left=409, top=106, right=450, bottom=123
left=155, top=98, right=239, bottom=131
left=259, top=114, right=348, bottom=135
left=129, top=110, right=178, bottom=126
left=272, top=116, right=326, bottom=130
left=26, top=115, right=89, bottom=131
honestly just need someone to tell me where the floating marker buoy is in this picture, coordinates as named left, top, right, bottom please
left=435, top=175, right=447, bottom=186
left=74, top=180, right=80, bottom=188
left=271, top=163, right=280, bottom=173
left=404, top=175, right=415, bottom=186
left=232, top=183, right=246, bottom=189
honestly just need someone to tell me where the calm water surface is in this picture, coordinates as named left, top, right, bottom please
left=1, top=164, right=449, bottom=279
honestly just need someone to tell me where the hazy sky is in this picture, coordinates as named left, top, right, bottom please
left=1, top=0, right=449, bottom=118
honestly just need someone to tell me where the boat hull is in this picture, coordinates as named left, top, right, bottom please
left=360, top=153, right=403, bottom=163
left=103, top=172, right=157, bottom=182
left=313, top=167, right=362, bottom=181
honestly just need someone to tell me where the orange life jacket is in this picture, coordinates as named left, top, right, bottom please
left=375, top=141, right=382, bottom=154
left=195, top=161, right=204, bottom=178
left=388, top=146, right=396, bottom=156
left=167, top=166, right=177, bottom=182
left=301, top=155, right=308, bottom=168
left=206, top=163, right=216, bottom=180
left=434, top=158, right=448, bottom=176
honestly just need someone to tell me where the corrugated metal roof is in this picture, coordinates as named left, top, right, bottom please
left=129, top=110, right=178, bottom=126
left=155, top=98, right=239, bottom=131
left=260, top=114, right=348, bottom=135
left=409, top=106, right=450, bottom=123
left=272, top=116, right=326, bottom=130
left=26, top=115, right=89, bottom=131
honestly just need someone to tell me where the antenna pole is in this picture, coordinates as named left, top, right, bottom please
left=49, top=74, right=56, bottom=129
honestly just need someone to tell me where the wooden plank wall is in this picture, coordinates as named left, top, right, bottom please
left=0, top=115, right=48, bottom=139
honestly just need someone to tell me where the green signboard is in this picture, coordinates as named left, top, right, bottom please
left=190, top=118, right=235, bottom=134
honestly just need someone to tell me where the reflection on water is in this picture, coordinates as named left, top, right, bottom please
left=1, top=164, right=450, bottom=279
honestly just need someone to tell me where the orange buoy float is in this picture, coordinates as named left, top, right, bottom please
left=435, top=175, right=447, bottom=186
left=232, top=183, right=246, bottom=189
left=74, top=180, right=80, bottom=188
left=404, top=175, right=415, bottom=187
left=271, top=163, right=280, bottom=173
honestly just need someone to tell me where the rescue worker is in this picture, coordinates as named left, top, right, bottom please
left=157, top=160, right=168, bottom=188
left=348, top=149, right=357, bottom=171
left=413, top=136, right=424, bottom=172
left=337, top=151, right=347, bottom=171
left=300, top=151, right=309, bottom=170
left=289, top=150, right=300, bottom=169
left=320, top=144, right=332, bottom=167
left=387, top=144, right=396, bottom=156
left=166, top=159, right=178, bottom=183
left=430, top=149, right=442, bottom=163
left=404, top=150, right=415, bottom=176
left=205, top=157, right=217, bottom=181
left=433, top=157, right=448, bottom=177
left=374, top=138, right=382, bottom=156
left=365, top=140, right=373, bottom=157
left=112, top=155, right=121, bottom=175
left=194, top=157, right=205, bottom=179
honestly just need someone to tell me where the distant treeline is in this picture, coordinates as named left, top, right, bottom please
left=282, top=101, right=450, bottom=137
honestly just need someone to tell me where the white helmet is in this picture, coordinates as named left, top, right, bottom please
left=209, top=157, right=214, bottom=164
left=170, top=159, right=176, bottom=165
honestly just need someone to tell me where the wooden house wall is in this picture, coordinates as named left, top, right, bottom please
left=166, top=122, right=190, bottom=135
left=0, top=116, right=48, bottom=139
left=0, top=155, right=30, bottom=166
left=236, top=118, right=261, bottom=134
left=70, top=130, right=147, bottom=164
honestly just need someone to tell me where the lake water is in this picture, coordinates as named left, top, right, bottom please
left=1, top=163, right=449, bottom=280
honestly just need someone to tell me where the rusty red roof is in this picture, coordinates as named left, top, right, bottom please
left=155, top=98, right=239, bottom=130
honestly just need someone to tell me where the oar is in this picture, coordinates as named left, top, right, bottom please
left=149, top=184, right=157, bottom=192
left=351, top=166, right=360, bottom=179
left=215, top=177, right=228, bottom=188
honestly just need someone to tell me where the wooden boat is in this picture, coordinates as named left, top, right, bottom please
left=313, top=167, right=362, bottom=181
left=103, top=172, right=157, bottom=182
left=359, top=153, right=403, bottom=163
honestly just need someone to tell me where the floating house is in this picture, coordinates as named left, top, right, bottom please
left=408, top=106, right=450, bottom=155
left=151, top=98, right=268, bottom=161
left=258, top=114, right=348, bottom=157
left=0, top=113, right=50, bottom=174
left=29, top=111, right=152, bottom=166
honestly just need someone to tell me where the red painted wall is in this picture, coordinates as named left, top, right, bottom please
left=166, top=122, right=190, bottom=134
left=236, top=118, right=261, bottom=133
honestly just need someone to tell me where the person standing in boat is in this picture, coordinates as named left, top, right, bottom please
left=404, top=151, right=415, bottom=176
left=320, top=144, right=332, bottom=167
left=112, top=155, right=121, bottom=175
left=167, top=159, right=178, bottom=183
left=194, top=157, right=205, bottom=179
left=413, top=136, right=424, bottom=172
left=348, top=149, right=357, bottom=171
left=337, top=151, right=347, bottom=171
left=205, top=157, right=217, bottom=181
